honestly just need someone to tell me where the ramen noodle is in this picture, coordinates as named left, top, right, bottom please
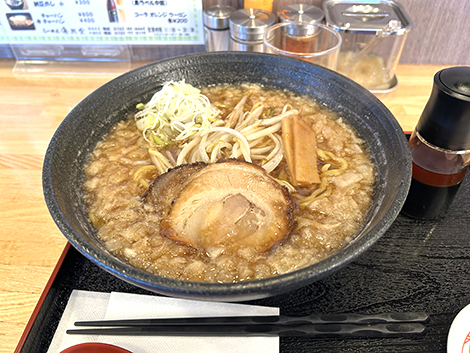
left=83, top=83, right=376, bottom=282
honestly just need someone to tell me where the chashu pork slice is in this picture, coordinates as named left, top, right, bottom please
left=155, top=160, right=294, bottom=253
left=145, top=162, right=206, bottom=216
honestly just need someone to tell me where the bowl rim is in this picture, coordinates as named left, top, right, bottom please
left=43, top=51, right=412, bottom=300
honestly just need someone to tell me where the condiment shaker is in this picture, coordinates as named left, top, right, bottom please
left=229, top=8, right=275, bottom=52
left=278, top=4, right=324, bottom=24
left=401, top=66, right=470, bottom=219
left=204, top=5, right=235, bottom=52
left=275, top=4, right=325, bottom=55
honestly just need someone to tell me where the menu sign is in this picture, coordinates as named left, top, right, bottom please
left=0, top=18, right=7, bottom=43
left=0, top=0, right=204, bottom=45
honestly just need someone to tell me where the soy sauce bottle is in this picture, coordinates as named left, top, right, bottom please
left=401, top=66, right=470, bottom=219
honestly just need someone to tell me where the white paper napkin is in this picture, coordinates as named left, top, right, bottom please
left=47, top=290, right=280, bottom=353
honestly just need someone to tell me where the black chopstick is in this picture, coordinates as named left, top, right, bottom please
left=66, top=323, right=427, bottom=337
left=73, top=312, right=429, bottom=327
left=68, top=312, right=429, bottom=337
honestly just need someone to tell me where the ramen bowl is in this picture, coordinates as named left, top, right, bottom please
left=43, top=52, right=411, bottom=301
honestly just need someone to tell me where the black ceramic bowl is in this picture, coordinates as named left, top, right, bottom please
left=43, top=52, right=411, bottom=301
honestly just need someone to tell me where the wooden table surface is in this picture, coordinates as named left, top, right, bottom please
left=0, top=58, right=450, bottom=352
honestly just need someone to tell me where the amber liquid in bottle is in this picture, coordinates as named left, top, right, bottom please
left=401, top=132, right=470, bottom=219
left=402, top=163, right=466, bottom=219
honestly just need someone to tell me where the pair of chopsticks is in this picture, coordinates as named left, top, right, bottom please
left=67, top=312, right=429, bottom=338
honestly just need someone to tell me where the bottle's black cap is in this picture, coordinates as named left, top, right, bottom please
left=416, top=66, right=470, bottom=150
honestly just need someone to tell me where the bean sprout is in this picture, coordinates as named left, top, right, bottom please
left=135, top=81, right=294, bottom=174
left=133, top=82, right=350, bottom=208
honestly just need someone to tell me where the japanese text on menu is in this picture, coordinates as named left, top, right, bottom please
left=0, top=0, right=204, bottom=45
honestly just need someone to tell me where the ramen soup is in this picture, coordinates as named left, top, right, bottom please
left=83, top=82, right=376, bottom=282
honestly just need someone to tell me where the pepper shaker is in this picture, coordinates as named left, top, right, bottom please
left=229, top=8, right=275, bottom=52
left=401, top=66, right=470, bottom=219
left=204, top=5, right=235, bottom=52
